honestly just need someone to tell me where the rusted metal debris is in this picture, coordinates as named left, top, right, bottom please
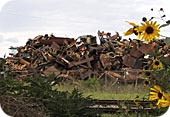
left=2, top=31, right=170, bottom=83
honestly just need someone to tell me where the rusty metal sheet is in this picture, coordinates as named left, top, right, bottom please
left=99, top=54, right=112, bottom=69
left=123, top=68, right=143, bottom=80
left=138, top=42, right=155, bottom=54
left=69, top=56, right=94, bottom=68
left=122, top=55, right=137, bottom=68
left=50, top=42, right=60, bottom=50
left=123, top=55, right=143, bottom=69
left=129, top=47, right=143, bottom=58
left=19, top=58, right=30, bottom=66
left=44, top=36, right=75, bottom=45
left=106, top=71, right=122, bottom=79
left=80, top=69, right=93, bottom=80
left=43, top=66, right=61, bottom=77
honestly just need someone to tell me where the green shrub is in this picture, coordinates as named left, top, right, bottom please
left=0, top=58, right=5, bottom=71
left=0, top=75, right=100, bottom=117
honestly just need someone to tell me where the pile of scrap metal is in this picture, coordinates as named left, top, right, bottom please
left=3, top=31, right=170, bottom=83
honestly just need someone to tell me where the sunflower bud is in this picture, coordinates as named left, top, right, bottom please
left=142, top=17, right=147, bottom=22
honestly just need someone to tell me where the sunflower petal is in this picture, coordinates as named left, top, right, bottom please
left=150, top=85, right=162, bottom=92
left=149, top=95, right=158, bottom=101
left=124, top=28, right=134, bottom=36
left=150, top=92, right=158, bottom=95
left=157, top=99, right=170, bottom=108
left=126, top=21, right=137, bottom=26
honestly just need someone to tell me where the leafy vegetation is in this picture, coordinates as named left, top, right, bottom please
left=0, top=75, right=100, bottom=117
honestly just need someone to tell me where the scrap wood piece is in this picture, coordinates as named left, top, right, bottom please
left=43, top=66, right=61, bottom=77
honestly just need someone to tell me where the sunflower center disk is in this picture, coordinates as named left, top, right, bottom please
left=155, top=61, right=160, bottom=66
left=145, top=26, right=154, bottom=34
left=158, top=92, right=163, bottom=99
left=145, top=71, right=151, bottom=77
left=144, top=80, right=149, bottom=85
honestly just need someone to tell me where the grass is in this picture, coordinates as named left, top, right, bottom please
left=84, top=92, right=147, bottom=100
left=54, top=78, right=150, bottom=100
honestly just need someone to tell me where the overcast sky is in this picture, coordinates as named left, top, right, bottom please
left=0, top=0, right=170, bottom=57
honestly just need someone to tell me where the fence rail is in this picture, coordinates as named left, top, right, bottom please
left=89, top=99, right=157, bottom=113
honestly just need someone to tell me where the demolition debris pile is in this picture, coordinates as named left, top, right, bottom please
left=3, top=31, right=170, bottom=82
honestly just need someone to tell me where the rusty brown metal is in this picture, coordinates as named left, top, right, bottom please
left=3, top=32, right=168, bottom=84
left=43, top=66, right=61, bottom=77
left=69, top=56, right=94, bottom=68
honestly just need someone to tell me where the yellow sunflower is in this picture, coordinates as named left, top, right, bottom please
left=143, top=78, right=150, bottom=87
left=149, top=85, right=164, bottom=101
left=150, top=59, right=163, bottom=70
left=156, top=93, right=170, bottom=108
left=124, top=21, right=139, bottom=36
left=137, top=21, right=160, bottom=42
left=143, top=70, right=152, bottom=78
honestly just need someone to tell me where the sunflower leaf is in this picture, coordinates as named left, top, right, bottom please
left=160, top=56, right=170, bottom=66
left=159, top=23, right=170, bottom=29
left=164, top=37, right=170, bottom=46
left=166, top=20, right=170, bottom=24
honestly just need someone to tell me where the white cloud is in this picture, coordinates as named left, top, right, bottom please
left=0, top=0, right=11, bottom=11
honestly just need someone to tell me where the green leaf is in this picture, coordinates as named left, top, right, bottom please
left=159, top=23, right=170, bottom=29
left=166, top=20, right=170, bottom=24
left=159, top=20, right=170, bottom=29
left=160, top=56, right=170, bottom=66
left=164, top=37, right=170, bottom=46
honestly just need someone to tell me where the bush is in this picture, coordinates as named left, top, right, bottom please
left=0, top=75, right=100, bottom=117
